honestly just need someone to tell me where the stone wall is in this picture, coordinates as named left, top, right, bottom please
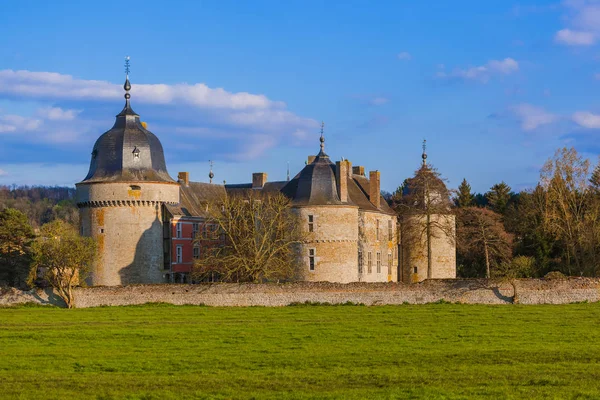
left=358, top=211, right=398, bottom=283
left=294, top=206, right=359, bottom=283
left=2, top=278, right=599, bottom=308
left=78, top=181, right=179, bottom=286
left=401, top=214, right=456, bottom=282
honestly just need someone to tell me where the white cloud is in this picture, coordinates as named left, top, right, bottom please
left=0, top=69, right=318, bottom=160
left=573, top=111, right=600, bottom=128
left=0, top=114, right=42, bottom=133
left=437, top=58, right=519, bottom=83
left=397, top=52, right=412, bottom=61
left=511, top=104, right=558, bottom=131
left=555, top=1, right=600, bottom=46
left=36, top=106, right=80, bottom=121
left=0, top=69, right=279, bottom=111
left=0, top=169, right=7, bottom=177
left=555, top=29, right=596, bottom=45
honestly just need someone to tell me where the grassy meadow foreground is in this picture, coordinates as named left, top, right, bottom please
left=1, top=303, right=600, bottom=399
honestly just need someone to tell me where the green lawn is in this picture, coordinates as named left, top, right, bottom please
left=1, top=303, right=600, bottom=399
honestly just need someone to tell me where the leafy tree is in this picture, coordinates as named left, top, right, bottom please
left=397, top=163, right=455, bottom=279
left=457, top=207, right=512, bottom=278
left=193, top=191, right=305, bottom=283
left=485, top=182, right=512, bottom=214
left=455, top=178, right=474, bottom=208
left=31, top=220, right=96, bottom=308
left=0, top=208, right=35, bottom=287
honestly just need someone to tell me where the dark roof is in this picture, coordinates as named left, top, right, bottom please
left=166, top=182, right=226, bottom=217
left=280, top=151, right=343, bottom=206
left=79, top=92, right=174, bottom=184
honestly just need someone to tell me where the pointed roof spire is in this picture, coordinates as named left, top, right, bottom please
left=124, top=56, right=131, bottom=104
left=320, top=121, right=325, bottom=151
left=117, top=56, right=138, bottom=118
left=287, top=161, right=290, bottom=181
left=209, top=160, right=214, bottom=183
left=422, top=139, right=428, bottom=166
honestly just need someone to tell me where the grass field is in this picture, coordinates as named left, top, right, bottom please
left=1, top=303, right=600, bottom=399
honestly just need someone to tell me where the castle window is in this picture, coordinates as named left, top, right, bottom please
left=376, top=220, right=380, bottom=241
left=388, top=220, right=393, bottom=240
left=193, top=246, right=200, bottom=259
left=388, top=252, right=392, bottom=275
left=132, top=146, right=140, bottom=159
left=192, top=223, right=199, bottom=238
left=413, top=266, right=418, bottom=274
left=358, top=250, right=363, bottom=274
left=308, top=215, right=314, bottom=232
left=176, top=222, right=182, bottom=238
left=376, top=252, right=381, bottom=273
left=176, top=245, right=183, bottom=263
left=309, top=248, right=316, bottom=271
left=367, top=252, right=372, bottom=274
left=129, top=185, right=141, bottom=191
left=99, top=228, right=104, bottom=234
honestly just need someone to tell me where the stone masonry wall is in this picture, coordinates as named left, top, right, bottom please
left=2, top=278, right=599, bottom=308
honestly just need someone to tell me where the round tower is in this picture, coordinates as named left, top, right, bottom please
left=76, top=67, right=179, bottom=286
left=281, top=124, right=359, bottom=283
left=400, top=141, right=456, bottom=283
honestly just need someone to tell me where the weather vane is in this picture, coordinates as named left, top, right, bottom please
left=124, top=56, right=131, bottom=77
left=320, top=121, right=325, bottom=137
left=422, top=139, right=427, bottom=165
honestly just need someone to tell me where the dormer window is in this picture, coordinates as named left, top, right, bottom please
left=132, top=146, right=140, bottom=159
left=92, top=149, right=98, bottom=159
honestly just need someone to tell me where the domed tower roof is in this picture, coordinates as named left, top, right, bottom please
left=79, top=74, right=174, bottom=184
left=281, top=123, right=343, bottom=206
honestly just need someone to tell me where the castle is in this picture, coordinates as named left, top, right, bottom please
left=76, top=75, right=456, bottom=286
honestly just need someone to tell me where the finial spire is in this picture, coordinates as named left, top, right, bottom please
left=319, top=121, right=325, bottom=152
left=287, top=161, right=290, bottom=181
left=124, top=56, right=131, bottom=105
left=209, top=160, right=214, bottom=183
left=422, top=139, right=427, bottom=166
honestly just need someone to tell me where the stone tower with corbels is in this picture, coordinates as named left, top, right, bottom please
left=76, top=63, right=179, bottom=285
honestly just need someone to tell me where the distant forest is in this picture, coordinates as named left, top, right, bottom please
left=0, top=185, right=78, bottom=228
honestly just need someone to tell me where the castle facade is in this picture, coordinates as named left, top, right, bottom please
left=76, top=77, right=455, bottom=286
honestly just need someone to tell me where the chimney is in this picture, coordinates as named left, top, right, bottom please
left=335, top=160, right=349, bottom=202
left=369, top=170, right=381, bottom=209
left=307, top=155, right=316, bottom=164
left=353, top=166, right=365, bottom=176
left=178, top=172, right=189, bottom=186
left=252, top=172, right=268, bottom=189
left=347, top=160, right=353, bottom=178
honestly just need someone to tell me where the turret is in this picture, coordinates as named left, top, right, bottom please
left=76, top=58, right=179, bottom=285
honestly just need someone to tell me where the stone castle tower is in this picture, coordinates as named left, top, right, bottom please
left=76, top=73, right=179, bottom=285
left=399, top=144, right=456, bottom=283
left=280, top=127, right=398, bottom=283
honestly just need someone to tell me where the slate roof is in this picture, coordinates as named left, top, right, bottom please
left=280, top=149, right=343, bottom=206
left=79, top=81, right=174, bottom=184
left=166, top=182, right=226, bottom=218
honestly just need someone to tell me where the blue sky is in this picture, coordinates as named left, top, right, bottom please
left=1, top=0, right=600, bottom=192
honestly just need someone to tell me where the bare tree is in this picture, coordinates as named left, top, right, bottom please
left=540, top=147, right=597, bottom=275
left=192, top=191, right=305, bottom=283
left=397, top=164, right=455, bottom=279
left=457, top=207, right=513, bottom=278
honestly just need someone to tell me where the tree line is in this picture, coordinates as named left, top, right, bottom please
left=394, top=147, right=600, bottom=280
